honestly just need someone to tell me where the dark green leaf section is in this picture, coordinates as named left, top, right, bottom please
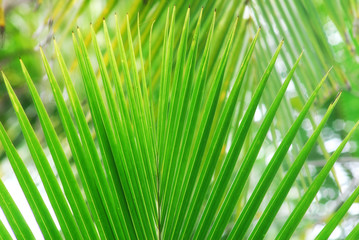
left=168, top=16, right=239, bottom=239
left=162, top=11, right=216, bottom=239
left=185, top=27, right=260, bottom=240
left=207, top=38, right=285, bottom=240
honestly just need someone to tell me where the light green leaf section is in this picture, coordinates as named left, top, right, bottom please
left=187, top=27, right=261, bottom=240
left=316, top=184, right=359, bottom=239
left=2, top=73, right=82, bottom=240
left=20, top=57, right=98, bottom=240
left=276, top=121, right=359, bottom=240
left=93, top=20, right=148, bottom=239
left=162, top=10, right=216, bottom=239
left=163, top=9, right=203, bottom=239
left=249, top=92, right=341, bottom=240
left=0, top=219, right=12, bottom=240
left=208, top=38, right=285, bottom=240
left=228, top=54, right=327, bottom=240
left=168, top=15, right=239, bottom=239
left=0, top=179, right=34, bottom=239
left=115, top=15, right=157, bottom=222
left=72, top=28, right=126, bottom=239
left=52, top=39, right=113, bottom=239
left=0, top=79, right=60, bottom=239
left=115, top=15, right=158, bottom=237
left=158, top=8, right=175, bottom=179
left=161, top=7, right=191, bottom=218
left=347, top=222, right=359, bottom=240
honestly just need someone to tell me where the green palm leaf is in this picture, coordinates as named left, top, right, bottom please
left=0, top=6, right=357, bottom=240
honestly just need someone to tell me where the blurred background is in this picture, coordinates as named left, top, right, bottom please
left=0, top=0, right=358, bottom=239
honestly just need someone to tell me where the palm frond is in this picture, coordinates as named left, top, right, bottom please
left=0, top=7, right=358, bottom=240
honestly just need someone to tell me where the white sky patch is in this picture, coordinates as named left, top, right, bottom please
left=324, top=20, right=343, bottom=46
left=254, top=104, right=267, bottom=122
left=348, top=203, right=359, bottom=215
left=324, top=138, right=351, bottom=153
left=328, top=31, right=342, bottom=45
left=243, top=6, right=253, bottom=20
left=302, top=118, right=313, bottom=132
left=254, top=108, right=262, bottom=123
left=286, top=81, right=296, bottom=94
left=331, top=227, right=343, bottom=240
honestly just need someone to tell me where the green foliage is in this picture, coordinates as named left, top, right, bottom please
left=0, top=3, right=358, bottom=240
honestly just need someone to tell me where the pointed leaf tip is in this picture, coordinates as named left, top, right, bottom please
left=330, top=91, right=342, bottom=107
left=354, top=120, right=359, bottom=129
left=296, top=51, right=304, bottom=61
left=2, top=72, right=9, bottom=85
left=334, top=91, right=342, bottom=102
left=39, top=46, right=44, bottom=54
left=323, top=67, right=333, bottom=80
left=254, top=28, right=261, bottom=38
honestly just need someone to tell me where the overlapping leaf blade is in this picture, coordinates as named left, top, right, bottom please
left=276, top=121, right=359, bottom=240
left=249, top=93, right=341, bottom=240
left=228, top=57, right=328, bottom=240
left=2, top=73, right=82, bottom=239
left=0, top=179, right=34, bottom=239
left=20, top=57, right=97, bottom=240
left=315, top=184, right=359, bottom=239
left=0, top=7, right=357, bottom=240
